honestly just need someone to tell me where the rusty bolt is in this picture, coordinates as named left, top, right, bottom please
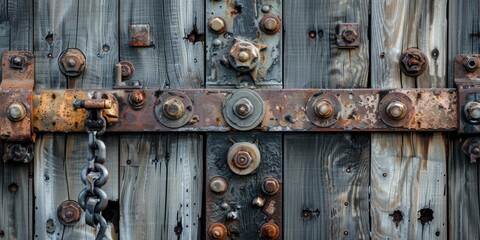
left=208, top=223, right=227, bottom=240
left=252, top=197, right=265, bottom=207
left=7, top=102, right=27, bottom=122
left=260, top=15, right=281, bottom=34
left=209, top=176, right=228, bottom=194
left=8, top=144, right=33, bottom=163
left=260, top=222, right=280, bottom=240
left=233, top=151, right=253, bottom=169
left=233, top=98, right=254, bottom=118
left=314, top=99, right=334, bottom=118
left=58, top=48, right=86, bottom=77
left=128, top=90, right=146, bottom=110
left=209, top=17, right=227, bottom=34
left=463, top=56, right=478, bottom=72
left=465, top=102, right=480, bottom=123
left=57, top=200, right=82, bottom=226
left=341, top=28, right=358, bottom=43
left=262, top=178, right=280, bottom=195
left=228, top=39, right=261, bottom=73
left=386, top=101, right=407, bottom=120
left=120, top=61, right=135, bottom=80
left=400, top=49, right=428, bottom=77
left=10, top=56, right=26, bottom=69
left=163, top=98, right=185, bottom=120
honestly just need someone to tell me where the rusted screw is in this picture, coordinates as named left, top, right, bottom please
left=260, top=16, right=281, bottom=34
left=163, top=98, right=185, bottom=120
left=252, top=197, right=265, bottom=207
left=10, top=56, right=25, bottom=69
left=463, top=56, right=478, bottom=72
left=262, top=178, right=280, bottom=195
left=233, top=98, right=254, bottom=118
left=209, top=176, right=228, bottom=194
left=400, top=49, right=428, bottom=77
left=208, top=223, right=228, bottom=240
left=7, top=102, right=27, bottom=122
left=57, top=200, right=82, bottom=226
left=386, top=101, right=407, bottom=120
left=128, top=90, right=146, bottom=109
left=260, top=222, right=280, bottom=240
left=314, top=99, right=334, bottom=118
left=465, top=102, right=480, bottom=122
left=209, top=17, right=227, bottom=34
left=341, top=28, right=358, bottom=43
left=233, top=151, right=253, bottom=169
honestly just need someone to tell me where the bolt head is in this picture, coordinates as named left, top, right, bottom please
left=128, top=90, right=146, bottom=109
left=59, top=49, right=86, bottom=76
left=467, top=102, right=480, bottom=120
left=233, top=98, right=254, bottom=118
left=262, top=178, right=280, bottom=195
left=238, top=51, right=250, bottom=62
left=400, top=49, right=428, bottom=76
left=163, top=98, right=185, bottom=120
left=342, top=28, right=358, bottom=43
left=386, top=101, right=407, bottom=120
left=260, top=223, right=280, bottom=240
left=314, top=99, right=334, bottom=118
left=252, top=197, right=265, bottom=207
left=233, top=151, right=253, bottom=169
left=209, top=177, right=228, bottom=194
left=463, top=56, right=478, bottom=72
left=57, top=200, right=81, bottom=226
left=260, top=16, right=281, bottom=34
left=7, top=102, right=27, bottom=122
left=228, top=39, right=260, bottom=72
left=261, top=4, right=271, bottom=13
left=208, top=223, right=227, bottom=239
left=209, top=17, right=227, bottom=34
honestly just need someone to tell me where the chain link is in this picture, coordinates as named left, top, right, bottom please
left=78, top=111, right=109, bottom=240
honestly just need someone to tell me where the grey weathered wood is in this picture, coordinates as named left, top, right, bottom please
left=118, top=0, right=204, bottom=239
left=447, top=0, right=480, bottom=239
left=34, top=0, right=119, bottom=239
left=371, top=0, right=448, bottom=239
left=283, top=0, right=370, bottom=239
left=119, top=134, right=203, bottom=239
left=0, top=0, right=33, bottom=239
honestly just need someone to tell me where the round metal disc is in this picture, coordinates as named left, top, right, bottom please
left=155, top=91, right=194, bottom=128
left=379, top=92, right=414, bottom=128
left=223, top=89, right=265, bottom=131
left=306, top=92, right=341, bottom=127
left=227, top=142, right=261, bottom=175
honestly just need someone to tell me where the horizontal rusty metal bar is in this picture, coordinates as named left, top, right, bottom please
left=31, top=88, right=457, bottom=133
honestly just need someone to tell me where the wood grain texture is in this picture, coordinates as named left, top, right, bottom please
left=34, top=0, right=119, bottom=239
left=0, top=0, right=33, bottom=239
left=119, top=134, right=203, bottom=239
left=284, top=0, right=369, bottom=88
left=283, top=0, right=370, bottom=239
left=284, top=134, right=370, bottom=239
left=447, top=1, right=480, bottom=239
left=371, top=0, right=448, bottom=239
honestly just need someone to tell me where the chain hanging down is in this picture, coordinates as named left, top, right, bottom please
left=76, top=103, right=110, bottom=240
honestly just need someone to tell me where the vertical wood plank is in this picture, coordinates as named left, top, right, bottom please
left=370, top=0, right=448, bottom=239
left=118, top=0, right=204, bottom=239
left=283, top=0, right=370, bottom=239
left=0, top=0, right=33, bottom=239
left=34, top=0, right=120, bottom=239
left=448, top=0, right=480, bottom=239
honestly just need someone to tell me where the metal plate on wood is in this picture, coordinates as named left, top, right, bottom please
left=206, top=0, right=282, bottom=88
left=206, top=133, right=282, bottom=240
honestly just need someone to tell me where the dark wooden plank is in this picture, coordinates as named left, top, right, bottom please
left=370, top=0, right=448, bottom=239
left=447, top=0, right=480, bottom=239
left=0, top=0, right=33, bottom=239
left=283, top=0, right=370, bottom=239
left=34, top=0, right=120, bottom=239
left=119, top=134, right=203, bottom=239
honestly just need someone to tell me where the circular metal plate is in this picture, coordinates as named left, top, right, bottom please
left=223, top=89, right=265, bottom=131
left=306, top=92, right=341, bottom=127
left=227, top=142, right=261, bottom=175
left=379, top=92, right=414, bottom=128
left=155, top=91, right=194, bottom=128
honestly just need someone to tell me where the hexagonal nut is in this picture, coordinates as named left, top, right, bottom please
left=399, top=49, right=428, bottom=77
left=57, top=200, right=82, bottom=226
left=228, top=39, right=260, bottom=73
left=58, top=49, right=86, bottom=77
left=227, top=142, right=261, bottom=175
left=233, top=150, right=253, bottom=169
left=262, top=178, right=280, bottom=195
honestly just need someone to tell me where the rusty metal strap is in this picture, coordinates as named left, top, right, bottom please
left=32, top=88, right=457, bottom=133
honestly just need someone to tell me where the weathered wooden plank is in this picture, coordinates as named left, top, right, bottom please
left=283, top=0, right=370, bottom=239
left=119, top=134, right=203, bottom=239
left=447, top=1, right=480, bottom=239
left=118, top=1, right=204, bottom=239
left=34, top=0, right=120, bottom=239
left=0, top=0, right=33, bottom=239
left=370, top=0, right=448, bottom=239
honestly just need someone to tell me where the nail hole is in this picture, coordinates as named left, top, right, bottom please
left=382, top=173, right=387, bottom=177
left=308, top=31, right=316, bottom=39
left=418, top=208, right=434, bottom=226
left=126, top=159, right=132, bottom=165
left=51, top=94, right=56, bottom=99
left=389, top=210, right=404, bottom=228
left=47, top=53, right=53, bottom=59
left=45, top=33, right=53, bottom=45
left=380, top=52, right=385, bottom=59
left=102, top=44, right=110, bottom=52
left=435, top=231, right=440, bottom=236
left=8, top=182, right=18, bottom=193
left=431, top=49, right=439, bottom=59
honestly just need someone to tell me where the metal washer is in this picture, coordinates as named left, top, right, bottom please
left=306, top=92, right=341, bottom=127
left=223, top=89, right=265, bottom=131
left=154, top=91, right=194, bottom=128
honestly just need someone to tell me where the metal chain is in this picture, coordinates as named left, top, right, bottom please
left=78, top=110, right=109, bottom=240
